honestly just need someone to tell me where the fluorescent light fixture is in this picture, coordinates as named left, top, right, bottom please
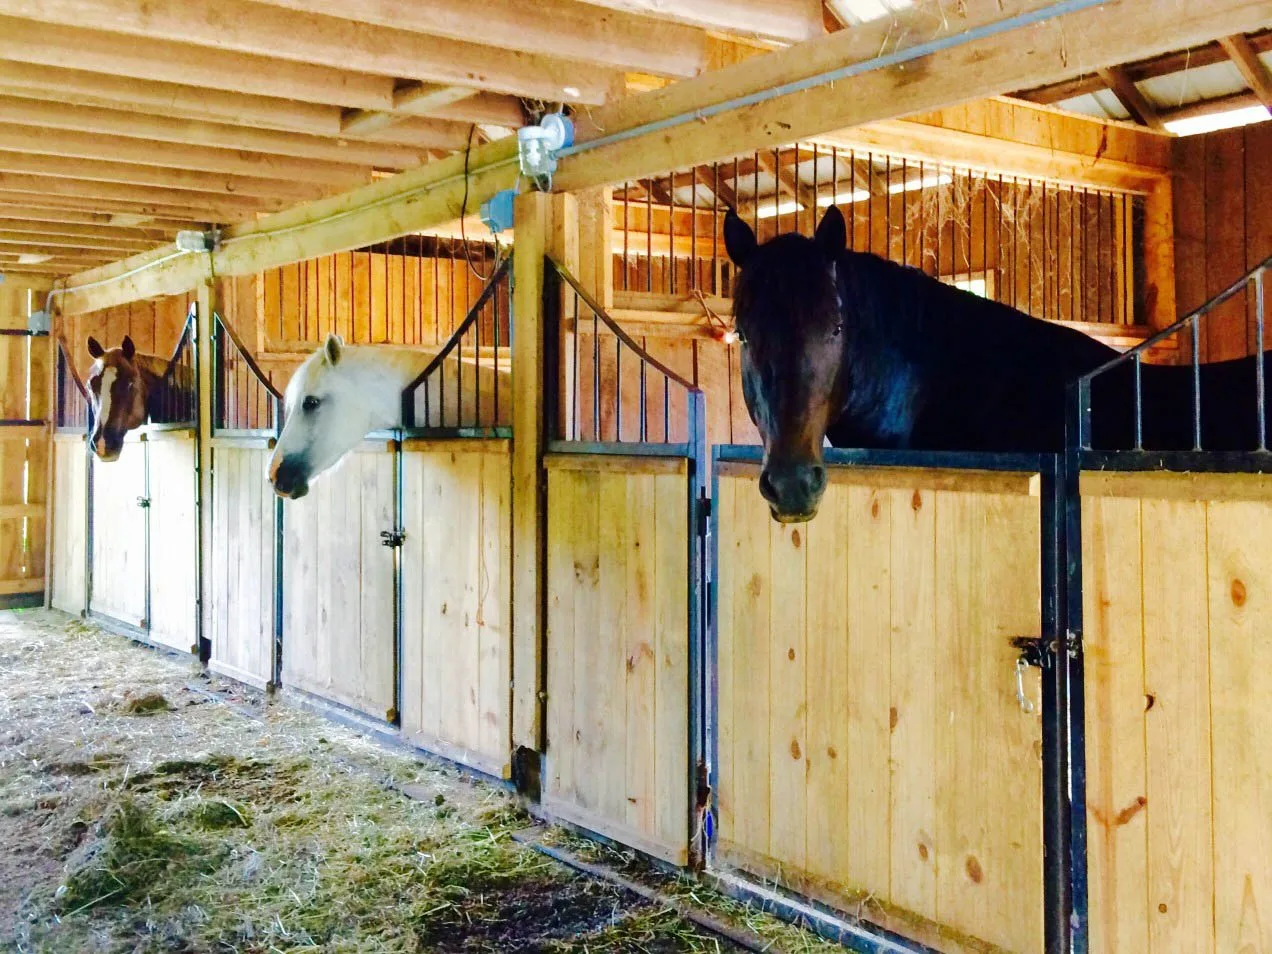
left=755, top=199, right=804, bottom=219
left=1165, top=105, right=1270, bottom=137
left=830, top=0, right=914, bottom=24
left=888, top=172, right=952, bottom=194
left=17, top=253, right=51, bottom=265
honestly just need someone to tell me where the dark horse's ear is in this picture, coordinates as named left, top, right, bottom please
left=815, top=206, right=847, bottom=259
left=120, top=335, right=136, bottom=360
left=723, top=208, right=757, bottom=269
left=87, top=336, right=104, bottom=359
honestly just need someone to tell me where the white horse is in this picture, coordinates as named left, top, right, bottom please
left=268, top=333, right=510, bottom=499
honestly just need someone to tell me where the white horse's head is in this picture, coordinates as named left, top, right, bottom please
left=269, top=334, right=382, bottom=499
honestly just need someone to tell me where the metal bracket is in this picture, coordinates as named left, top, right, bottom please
left=136, top=496, right=151, bottom=509
left=697, top=494, right=711, bottom=538
left=380, top=528, right=406, bottom=548
left=1011, top=635, right=1049, bottom=669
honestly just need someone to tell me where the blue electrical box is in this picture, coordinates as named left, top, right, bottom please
left=480, top=188, right=517, bottom=235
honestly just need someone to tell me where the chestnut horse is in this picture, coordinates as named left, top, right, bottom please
left=85, top=335, right=193, bottom=461
left=723, top=206, right=1272, bottom=522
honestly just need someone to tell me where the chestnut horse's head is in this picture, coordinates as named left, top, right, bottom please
left=724, top=206, right=848, bottom=523
left=85, top=335, right=149, bottom=461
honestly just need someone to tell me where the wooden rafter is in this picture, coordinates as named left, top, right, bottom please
left=0, top=0, right=621, bottom=104
left=1096, top=67, right=1164, bottom=129
left=1220, top=34, right=1272, bottom=109
left=573, top=0, right=823, bottom=44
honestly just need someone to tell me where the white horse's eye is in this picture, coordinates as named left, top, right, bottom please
left=302, top=396, right=321, bottom=412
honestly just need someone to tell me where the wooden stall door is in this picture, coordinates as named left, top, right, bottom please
left=282, top=444, right=396, bottom=720
left=49, top=434, right=87, bottom=614
left=209, top=445, right=277, bottom=689
left=89, top=439, right=147, bottom=627
left=145, top=433, right=198, bottom=653
left=400, top=440, right=512, bottom=776
left=715, top=462, right=1045, bottom=954
left=0, top=290, right=50, bottom=604
left=544, top=454, right=692, bottom=866
left=1083, top=473, right=1272, bottom=954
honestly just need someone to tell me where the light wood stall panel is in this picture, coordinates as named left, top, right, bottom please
left=89, top=438, right=147, bottom=627
left=400, top=440, right=511, bottom=777
left=282, top=444, right=396, bottom=721
left=145, top=432, right=197, bottom=654
left=209, top=444, right=276, bottom=690
left=49, top=434, right=87, bottom=614
left=543, top=454, right=691, bottom=866
left=715, top=463, right=1044, bottom=954
left=1082, top=472, right=1272, bottom=954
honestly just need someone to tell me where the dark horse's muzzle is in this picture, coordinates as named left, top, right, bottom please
left=759, top=460, right=827, bottom=523
left=270, top=454, right=310, bottom=499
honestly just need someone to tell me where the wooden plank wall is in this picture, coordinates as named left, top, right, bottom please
left=209, top=444, right=276, bottom=690
left=49, top=434, right=86, bottom=614
left=543, top=454, right=690, bottom=865
left=1082, top=472, right=1272, bottom=954
left=1173, top=122, right=1272, bottom=362
left=88, top=439, right=146, bottom=627
left=400, top=440, right=511, bottom=776
left=0, top=284, right=48, bottom=602
left=145, top=433, right=197, bottom=654
left=715, top=463, right=1044, bottom=954
left=281, top=444, right=396, bottom=721
left=61, top=290, right=194, bottom=382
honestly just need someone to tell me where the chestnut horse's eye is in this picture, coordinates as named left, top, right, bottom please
left=302, top=396, right=321, bottom=412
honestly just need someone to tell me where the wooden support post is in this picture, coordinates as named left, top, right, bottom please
left=195, top=275, right=217, bottom=660
left=1144, top=177, right=1177, bottom=335
left=511, top=191, right=551, bottom=753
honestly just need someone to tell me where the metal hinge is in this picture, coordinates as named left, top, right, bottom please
left=697, top=494, right=711, bottom=538
left=136, top=496, right=151, bottom=509
left=380, top=528, right=406, bottom=548
left=694, top=758, right=715, bottom=847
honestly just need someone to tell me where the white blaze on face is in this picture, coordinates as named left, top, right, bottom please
left=95, top=367, right=116, bottom=445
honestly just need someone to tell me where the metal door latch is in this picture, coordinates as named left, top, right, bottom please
left=380, top=529, right=406, bottom=548
left=1010, top=635, right=1047, bottom=714
left=136, top=496, right=151, bottom=508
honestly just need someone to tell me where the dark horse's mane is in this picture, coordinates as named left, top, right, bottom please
left=827, top=250, right=1268, bottom=454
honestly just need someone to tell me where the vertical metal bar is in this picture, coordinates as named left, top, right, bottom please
left=615, top=335, right=622, bottom=441
left=1192, top=317, right=1203, bottom=450
left=1256, top=269, right=1267, bottom=452
left=867, top=152, right=874, bottom=256
left=273, top=394, right=285, bottom=688
left=982, top=172, right=989, bottom=299
left=936, top=164, right=943, bottom=284
left=593, top=305, right=600, bottom=442
left=901, top=157, right=908, bottom=266
left=1133, top=354, right=1143, bottom=451
left=921, top=161, right=929, bottom=275
left=663, top=374, right=670, bottom=443
left=646, top=177, right=654, bottom=293
left=623, top=182, right=631, bottom=291
left=691, top=166, right=698, bottom=293
left=670, top=174, right=678, bottom=296
left=1070, top=186, right=1076, bottom=322
left=711, top=163, right=720, bottom=296
left=572, top=292, right=580, bottom=441
left=752, top=151, right=760, bottom=237
left=492, top=273, right=500, bottom=428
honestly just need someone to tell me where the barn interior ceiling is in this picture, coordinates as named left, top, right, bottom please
left=0, top=0, right=1266, bottom=282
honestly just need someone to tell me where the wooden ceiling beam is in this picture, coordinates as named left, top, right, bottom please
left=0, top=95, right=427, bottom=171
left=1097, top=67, right=1165, bottom=129
left=0, top=219, right=170, bottom=242
left=1220, top=34, right=1272, bottom=109
left=0, top=175, right=282, bottom=217
left=1, top=0, right=620, bottom=104
left=0, top=62, right=345, bottom=137
left=0, top=233, right=157, bottom=253
left=339, top=85, right=479, bottom=139
left=0, top=152, right=333, bottom=202
left=0, top=16, right=395, bottom=112
left=0, top=193, right=219, bottom=226
left=0, top=123, right=373, bottom=188
left=394, top=91, right=528, bottom=129
left=351, top=118, right=486, bottom=152
left=573, top=0, right=822, bottom=45
left=252, top=0, right=710, bottom=77
left=0, top=248, right=115, bottom=265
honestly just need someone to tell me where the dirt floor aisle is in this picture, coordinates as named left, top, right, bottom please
left=0, top=610, right=840, bottom=953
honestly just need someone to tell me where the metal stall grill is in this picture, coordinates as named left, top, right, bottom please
left=541, top=256, right=708, bottom=866
left=616, top=144, right=1145, bottom=329
left=49, top=337, right=90, bottom=615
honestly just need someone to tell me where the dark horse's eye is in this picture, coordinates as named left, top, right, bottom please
left=302, top=396, right=321, bottom=412
left=831, top=323, right=843, bottom=338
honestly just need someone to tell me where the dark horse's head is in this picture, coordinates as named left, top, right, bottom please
left=85, top=335, right=149, bottom=461
left=725, top=206, right=848, bottom=523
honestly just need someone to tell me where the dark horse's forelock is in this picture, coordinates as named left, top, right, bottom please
left=733, top=234, right=841, bottom=351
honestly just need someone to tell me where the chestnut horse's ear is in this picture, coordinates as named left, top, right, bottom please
left=87, top=336, right=104, bottom=359
left=323, top=333, right=344, bottom=366
left=723, top=208, right=757, bottom=269
left=815, top=206, right=847, bottom=259
left=120, top=335, right=136, bottom=360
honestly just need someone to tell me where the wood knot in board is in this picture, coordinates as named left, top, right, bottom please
left=1145, top=693, right=1155, bottom=712
left=1158, top=903, right=1168, bottom=914
left=789, top=739, right=801, bottom=760
left=889, top=706, right=899, bottom=730
left=826, top=746, right=838, bottom=759
left=911, top=490, right=923, bottom=512
left=918, top=842, right=929, bottom=861
left=871, top=498, right=880, bottom=519
left=1232, top=578, right=1247, bottom=606
left=790, top=528, right=801, bottom=549
left=1114, top=796, right=1147, bottom=826
left=787, top=647, right=796, bottom=661
left=746, top=574, right=763, bottom=597
left=965, top=855, right=983, bottom=884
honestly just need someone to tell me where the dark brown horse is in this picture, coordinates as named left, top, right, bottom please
left=85, top=335, right=192, bottom=461
left=724, top=206, right=1272, bottom=522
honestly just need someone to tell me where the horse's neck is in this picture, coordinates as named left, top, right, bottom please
left=341, top=345, right=436, bottom=426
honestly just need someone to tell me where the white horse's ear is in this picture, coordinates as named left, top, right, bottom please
left=323, top=333, right=344, bottom=366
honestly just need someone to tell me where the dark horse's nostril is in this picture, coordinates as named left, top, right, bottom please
left=758, top=470, right=778, bottom=503
left=810, top=465, right=826, bottom=489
